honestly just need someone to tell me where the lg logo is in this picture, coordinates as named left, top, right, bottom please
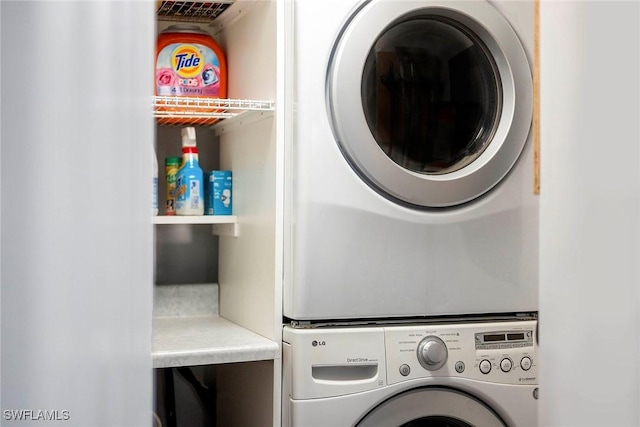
left=312, top=340, right=326, bottom=347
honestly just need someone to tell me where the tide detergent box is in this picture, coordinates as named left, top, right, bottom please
left=205, top=171, right=232, bottom=215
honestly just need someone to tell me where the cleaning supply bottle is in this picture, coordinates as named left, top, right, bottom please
left=164, top=156, right=181, bottom=215
left=156, top=24, right=227, bottom=100
left=153, top=145, right=159, bottom=216
left=175, top=127, right=204, bottom=216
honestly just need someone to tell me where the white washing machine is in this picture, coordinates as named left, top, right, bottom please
left=284, top=0, right=538, bottom=320
left=282, top=319, right=538, bottom=426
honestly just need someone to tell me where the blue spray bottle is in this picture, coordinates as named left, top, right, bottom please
left=175, top=127, right=204, bottom=216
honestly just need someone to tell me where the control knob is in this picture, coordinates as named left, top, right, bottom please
left=417, top=336, right=448, bottom=371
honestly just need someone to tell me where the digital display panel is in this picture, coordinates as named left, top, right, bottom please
left=475, top=330, right=533, bottom=350
left=483, top=334, right=505, bottom=342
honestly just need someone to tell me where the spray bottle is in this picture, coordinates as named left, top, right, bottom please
left=175, top=127, right=204, bottom=215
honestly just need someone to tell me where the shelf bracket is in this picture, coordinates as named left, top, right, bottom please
left=211, top=222, right=238, bottom=237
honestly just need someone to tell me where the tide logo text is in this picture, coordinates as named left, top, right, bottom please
left=175, top=53, right=200, bottom=71
left=171, top=45, right=204, bottom=78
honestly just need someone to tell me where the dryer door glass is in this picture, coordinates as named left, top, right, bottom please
left=362, top=16, right=501, bottom=175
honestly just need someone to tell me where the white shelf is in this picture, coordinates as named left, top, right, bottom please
left=153, top=215, right=236, bottom=225
left=154, top=215, right=238, bottom=236
left=152, top=315, right=279, bottom=368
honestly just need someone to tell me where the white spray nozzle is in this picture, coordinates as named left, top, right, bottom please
left=181, top=127, right=197, bottom=147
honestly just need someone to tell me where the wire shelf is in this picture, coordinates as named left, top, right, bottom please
left=156, top=1, right=234, bottom=23
left=154, top=96, right=275, bottom=126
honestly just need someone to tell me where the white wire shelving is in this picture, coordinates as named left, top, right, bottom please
left=154, top=2, right=271, bottom=127
left=153, top=96, right=275, bottom=127
left=156, top=1, right=234, bottom=23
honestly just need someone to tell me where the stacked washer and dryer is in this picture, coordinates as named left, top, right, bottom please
left=283, top=0, right=538, bottom=425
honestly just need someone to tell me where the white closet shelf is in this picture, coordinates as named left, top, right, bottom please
left=154, top=96, right=275, bottom=127
left=154, top=215, right=236, bottom=225
left=152, top=315, right=279, bottom=368
left=154, top=215, right=238, bottom=236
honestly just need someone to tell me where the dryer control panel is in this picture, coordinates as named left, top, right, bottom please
left=384, top=320, right=538, bottom=386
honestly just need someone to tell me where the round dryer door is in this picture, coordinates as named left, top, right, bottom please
left=327, top=0, right=532, bottom=208
left=356, top=387, right=506, bottom=427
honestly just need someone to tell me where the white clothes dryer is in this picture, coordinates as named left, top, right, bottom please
left=284, top=0, right=538, bottom=320
left=282, top=319, right=538, bottom=427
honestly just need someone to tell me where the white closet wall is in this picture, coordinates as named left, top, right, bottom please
left=0, top=2, right=154, bottom=425
left=539, top=2, right=640, bottom=425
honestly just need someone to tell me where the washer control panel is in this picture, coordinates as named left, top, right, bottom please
left=384, top=320, right=538, bottom=386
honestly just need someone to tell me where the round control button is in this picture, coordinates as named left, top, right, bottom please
left=455, top=361, right=465, bottom=373
left=500, top=358, right=513, bottom=372
left=479, top=359, right=492, bottom=374
left=399, top=364, right=411, bottom=376
left=521, top=356, right=532, bottom=371
left=417, top=336, right=448, bottom=371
